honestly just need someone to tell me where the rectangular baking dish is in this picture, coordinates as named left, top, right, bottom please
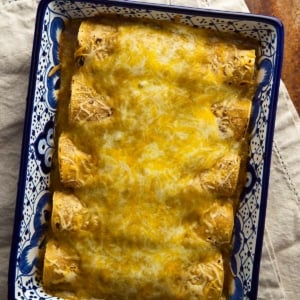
left=8, top=0, right=283, bottom=299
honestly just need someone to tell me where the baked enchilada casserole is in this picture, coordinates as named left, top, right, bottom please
left=44, top=15, right=258, bottom=299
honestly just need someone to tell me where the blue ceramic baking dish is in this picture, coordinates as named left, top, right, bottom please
left=8, top=0, right=283, bottom=299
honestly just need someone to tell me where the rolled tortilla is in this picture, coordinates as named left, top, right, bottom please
left=196, top=200, right=234, bottom=245
left=51, top=191, right=100, bottom=233
left=179, top=251, right=224, bottom=300
left=58, top=133, right=93, bottom=188
left=191, top=153, right=241, bottom=197
left=51, top=192, right=84, bottom=233
left=212, top=99, right=252, bottom=139
left=69, top=20, right=117, bottom=124
left=43, top=238, right=80, bottom=291
left=216, top=48, right=257, bottom=86
left=75, top=19, right=118, bottom=61
left=69, top=74, right=113, bottom=124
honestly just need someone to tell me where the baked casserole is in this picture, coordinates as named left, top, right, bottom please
left=44, top=15, right=258, bottom=299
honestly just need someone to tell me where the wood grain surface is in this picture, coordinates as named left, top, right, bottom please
left=245, top=0, right=300, bottom=115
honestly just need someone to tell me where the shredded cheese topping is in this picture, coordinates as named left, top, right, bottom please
left=45, top=16, right=257, bottom=300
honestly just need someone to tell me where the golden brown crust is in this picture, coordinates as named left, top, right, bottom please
left=76, top=19, right=118, bottom=61
left=196, top=200, right=234, bottom=245
left=51, top=191, right=100, bottom=233
left=179, top=252, right=224, bottom=300
left=212, top=99, right=252, bottom=139
left=68, top=20, right=118, bottom=125
left=215, top=48, right=257, bottom=86
left=69, top=74, right=113, bottom=124
left=43, top=239, right=80, bottom=291
left=58, top=133, right=93, bottom=188
left=51, top=192, right=84, bottom=232
left=191, top=153, right=241, bottom=197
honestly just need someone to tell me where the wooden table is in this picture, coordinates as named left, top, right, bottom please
left=245, top=0, right=300, bottom=115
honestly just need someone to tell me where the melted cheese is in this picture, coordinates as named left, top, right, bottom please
left=46, top=16, right=258, bottom=300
